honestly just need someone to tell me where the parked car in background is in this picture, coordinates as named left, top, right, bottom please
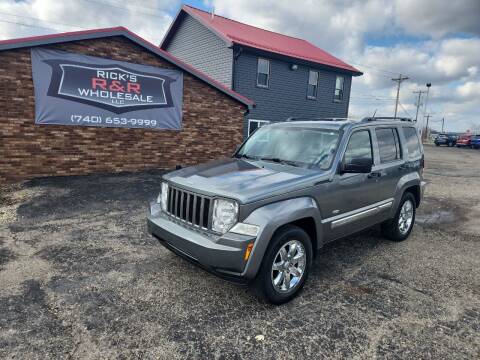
left=434, top=133, right=457, bottom=147
left=147, top=117, right=426, bottom=304
left=471, top=135, right=480, bottom=149
left=456, top=134, right=474, bottom=147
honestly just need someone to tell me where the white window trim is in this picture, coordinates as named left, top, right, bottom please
left=256, top=58, right=270, bottom=88
left=248, top=119, right=270, bottom=136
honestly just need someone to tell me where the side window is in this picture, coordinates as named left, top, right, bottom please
left=375, top=128, right=401, bottom=163
left=307, top=70, right=319, bottom=99
left=256, top=58, right=270, bottom=88
left=248, top=119, right=269, bottom=136
left=403, top=127, right=421, bottom=159
left=344, top=130, right=373, bottom=164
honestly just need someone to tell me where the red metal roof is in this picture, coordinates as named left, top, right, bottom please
left=182, top=5, right=361, bottom=75
left=0, top=26, right=254, bottom=108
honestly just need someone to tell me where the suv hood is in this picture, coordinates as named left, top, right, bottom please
left=164, top=158, right=328, bottom=203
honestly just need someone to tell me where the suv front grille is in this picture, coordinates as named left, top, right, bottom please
left=166, top=185, right=211, bottom=229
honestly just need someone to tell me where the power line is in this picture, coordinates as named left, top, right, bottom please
left=80, top=0, right=171, bottom=18
left=345, top=60, right=400, bottom=77
left=82, top=0, right=168, bottom=13
left=399, top=101, right=413, bottom=118
left=0, top=11, right=85, bottom=31
left=0, top=19, right=59, bottom=32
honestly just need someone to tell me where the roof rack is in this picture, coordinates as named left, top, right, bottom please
left=285, top=117, right=350, bottom=122
left=361, top=116, right=413, bottom=122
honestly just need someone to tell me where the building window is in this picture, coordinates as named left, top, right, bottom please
left=307, top=70, right=319, bottom=99
left=248, top=119, right=269, bottom=136
left=334, top=75, right=344, bottom=102
left=256, top=58, right=270, bottom=88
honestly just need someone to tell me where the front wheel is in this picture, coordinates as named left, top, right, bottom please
left=381, top=193, right=416, bottom=242
left=253, top=225, right=312, bottom=304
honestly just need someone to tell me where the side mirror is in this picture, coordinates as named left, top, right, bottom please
left=340, top=158, right=373, bottom=174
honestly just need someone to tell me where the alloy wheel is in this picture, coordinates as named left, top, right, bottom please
left=271, top=240, right=306, bottom=293
left=398, top=199, right=414, bottom=235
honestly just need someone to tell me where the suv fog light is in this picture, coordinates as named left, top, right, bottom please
left=230, top=223, right=259, bottom=237
left=212, top=199, right=239, bottom=234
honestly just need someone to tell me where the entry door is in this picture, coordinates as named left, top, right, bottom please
left=318, top=129, right=384, bottom=241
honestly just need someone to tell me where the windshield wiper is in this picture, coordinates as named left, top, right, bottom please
left=259, top=157, right=299, bottom=167
left=235, top=153, right=256, bottom=160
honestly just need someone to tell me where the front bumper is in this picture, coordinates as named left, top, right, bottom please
left=147, top=201, right=256, bottom=283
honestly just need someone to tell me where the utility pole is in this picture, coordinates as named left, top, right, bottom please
left=413, top=90, right=427, bottom=123
left=424, top=113, right=432, bottom=141
left=392, top=74, right=409, bottom=119
left=441, top=117, right=445, bottom=133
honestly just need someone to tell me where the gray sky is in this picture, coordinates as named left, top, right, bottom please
left=1, top=0, right=479, bottom=132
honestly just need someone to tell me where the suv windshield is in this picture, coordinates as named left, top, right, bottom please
left=236, top=126, right=340, bottom=170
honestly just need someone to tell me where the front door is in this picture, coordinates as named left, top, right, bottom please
left=317, top=128, right=385, bottom=241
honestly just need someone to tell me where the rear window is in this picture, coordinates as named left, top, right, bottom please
left=403, top=127, right=421, bottom=159
left=375, top=128, right=401, bottom=163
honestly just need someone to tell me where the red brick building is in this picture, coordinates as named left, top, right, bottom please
left=0, top=27, right=253, bottom=183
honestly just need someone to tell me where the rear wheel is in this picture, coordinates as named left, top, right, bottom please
left=382, top=192, right=416, bottom=242
left=254, top=225, right=312, bottom=304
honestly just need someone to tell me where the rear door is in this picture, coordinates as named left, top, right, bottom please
left=371, top=126, right=404, bottom=214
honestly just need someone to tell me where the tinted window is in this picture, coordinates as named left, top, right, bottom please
left=376, top=128, right=401, bottom=163
left=344, top=130, right=372, bottom=164
left=257, top=58, right=270, bottom=87
left=403, top=127, right=421, bottom=159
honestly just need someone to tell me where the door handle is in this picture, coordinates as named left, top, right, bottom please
left=398, top=163, right=409, bottom=170
left=368, top=171, right=382, bottom=178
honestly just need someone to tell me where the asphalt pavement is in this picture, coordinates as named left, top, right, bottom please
left=0, top=145, right=479, bottom=359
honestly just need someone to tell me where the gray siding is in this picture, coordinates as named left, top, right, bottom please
left=233, top=50, right=352, bottom=138
left=165, top=14, right=233, bottom=87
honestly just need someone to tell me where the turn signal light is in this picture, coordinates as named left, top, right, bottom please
left=244, top=243, right=254, bottom=261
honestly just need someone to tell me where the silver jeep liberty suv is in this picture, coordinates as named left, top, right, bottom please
left=147, top=117, right=426, bottom=304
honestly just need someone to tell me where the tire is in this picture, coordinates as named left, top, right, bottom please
left=381, top=192, right=416, bottom=242
left=253, top=225, right=313, bottom=304
left=435, top=143, right=440, bottom=146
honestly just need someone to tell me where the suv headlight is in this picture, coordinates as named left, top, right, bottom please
left=158, top=182, right=169, bottom=212
left=212, top=198, right=239, bottom=234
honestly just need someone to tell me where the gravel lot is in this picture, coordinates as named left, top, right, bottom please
left=0, top=145, right=479, bottom=359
